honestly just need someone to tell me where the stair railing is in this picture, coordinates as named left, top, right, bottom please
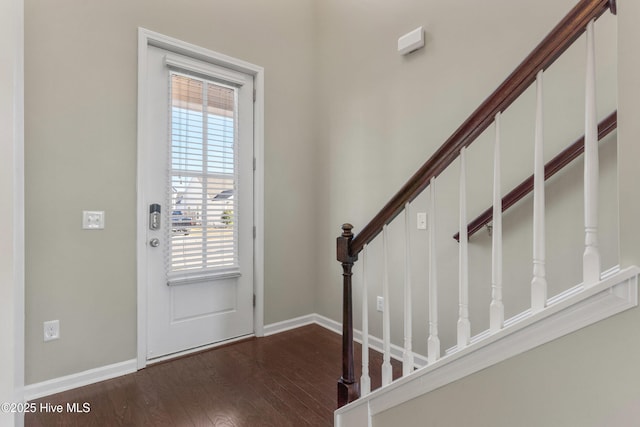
left=453, top=111, right=617, bottom=242
left=337, top=0, right=617, bottom=408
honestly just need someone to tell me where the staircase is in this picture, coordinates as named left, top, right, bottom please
left=334, top=0, right=640, bottom=425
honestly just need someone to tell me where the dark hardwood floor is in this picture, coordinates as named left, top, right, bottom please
left=26, top=324, right=401, bottom=427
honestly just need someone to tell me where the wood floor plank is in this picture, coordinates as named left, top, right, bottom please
left=25, top=325, right=401, bottom=427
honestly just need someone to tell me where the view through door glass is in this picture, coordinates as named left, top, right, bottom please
left=169, top=73, right=239, bottom=278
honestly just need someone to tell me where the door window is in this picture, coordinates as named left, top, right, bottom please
left=168, top=73, right=239, bottom=277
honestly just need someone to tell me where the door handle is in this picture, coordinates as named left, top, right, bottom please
left=149, top=238, right=160, bottom=248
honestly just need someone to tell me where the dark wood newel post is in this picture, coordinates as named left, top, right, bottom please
left=336, top=223, right=359, bottom=408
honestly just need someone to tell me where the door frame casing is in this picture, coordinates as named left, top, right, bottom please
left=2, top=0, right=25, bottom=424
left=136, top=28, right=265, bottom=369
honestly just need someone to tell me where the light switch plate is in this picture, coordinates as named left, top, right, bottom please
left=83, top=210, right=105, bottom=229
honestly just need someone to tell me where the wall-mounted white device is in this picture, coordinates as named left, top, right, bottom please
left=398, top=26, right=425, bottom=55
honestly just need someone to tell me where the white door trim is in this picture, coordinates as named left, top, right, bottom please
left=136, top=28, right=265, bottom=370
left=1, top=0, right=25, bottom=426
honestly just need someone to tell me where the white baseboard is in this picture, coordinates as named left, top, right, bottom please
left=264, top=313, right=428, bottom=368
left=25, top=316, right=324, bottom=401
left=313, top=314, right=428, bottom=369
left=263, top=313, right=317, bottom=336
left=24, top=312, right=421, bottom=402
left=24, top=359, right=137, bottom=401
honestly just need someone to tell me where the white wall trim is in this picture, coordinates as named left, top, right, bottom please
left=23, top=360, right=137, bottom=402
left=313, top=314, right=428, bottom=368
left=335, top=266, right=640, bottom=426
left=1, top=0, right=25, bottom=426
left=135, top=27, right=151, bottom=371
left=14, top=0, right=25, bottom=422
left=263, top=314, right=318, bottom=336
left=253, top=67, right=265, bottom=338
left=136, top=28, right=265, bottom=368
left=264, top=313, right=428, bottom=368
left=25, top=315, right=317, bottom=401
left=23, top=314, right=320, bottom=401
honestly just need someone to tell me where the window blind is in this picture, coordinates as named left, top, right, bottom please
left=167, top=72, right=239, bottom=279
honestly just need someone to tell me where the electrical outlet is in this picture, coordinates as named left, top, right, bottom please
left=44, top=320, right=60, bottom=342
left=376, top=296, right=384, bottom=312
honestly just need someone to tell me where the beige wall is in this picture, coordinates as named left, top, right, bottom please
left=617, top=0, right=640, bottom=266
left=374, top=305, right=640, bottom=427
left=24, top=0, right=317, bottom=383
left=314, top=0, right=619, bottom=355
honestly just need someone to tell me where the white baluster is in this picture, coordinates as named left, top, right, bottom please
left=360, top=245, right=371, bottom=396
left=457, top=148, right=471, bottom=349
left=490, top=113, right=504, bottom=332
left=531, top=70, right=547, bottom=312
left=402, top=203, right=414, bottom=377
left=583, top=19, right=600, bottom=287
left=427, top=178, right=440, bottom=363
left=381, top=224, right=393, bottom=386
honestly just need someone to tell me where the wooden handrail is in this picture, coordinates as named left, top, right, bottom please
left=453, top=111, right=617, bottom=241
left=348, top=0, right=614, bottom=258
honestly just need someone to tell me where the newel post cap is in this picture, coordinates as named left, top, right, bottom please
left=337, top=223, right=357, bottom=263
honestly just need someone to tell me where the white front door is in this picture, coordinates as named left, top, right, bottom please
left=143, top=44, right=255, bottom=360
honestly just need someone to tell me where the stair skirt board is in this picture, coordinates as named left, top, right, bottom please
left=334, top=266, right=639, bottom=427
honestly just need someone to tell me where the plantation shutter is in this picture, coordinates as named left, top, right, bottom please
left=167, top=71, right=239, bottom=283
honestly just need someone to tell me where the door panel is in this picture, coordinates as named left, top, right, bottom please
left=144, top=45, right=254, bottom=359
